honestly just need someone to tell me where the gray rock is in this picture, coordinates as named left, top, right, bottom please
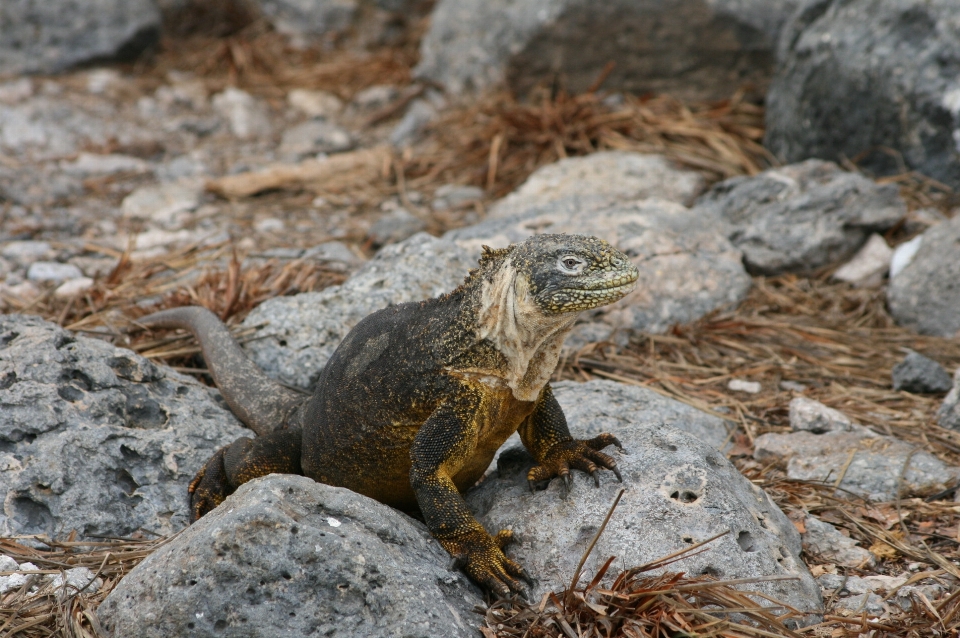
left=553, top=380, right=731, bottom=451
left=287, top=89, right=344, bottom=119
left=489, top=152, right=705, bottom=217
left=241, top=233, right=475, bottom=389
left=765, top=0, right=960, bottom=189
left=121, top=181, right=203, bottom=229
left=887, top=214, right=960, bottom=337
left=801, top=516, right=874, bottom=568
left=892, top=350, right=953, bottom=394
left=754, top=425, right=960, bottom=502
left=468, top=412, right=822, bottom=618
left=389, top=99, right=438, bottom=147
left=939, top=368, right=960, bottom=431
left=415, top=0, right=802, bottom=101
left=259, top=0, right=359, bottom=41
left=98, top=474, right=483, bottom=638
left=278, top=119, right=354, bottom=160
left=0, top=315, right=247, bottom=539
left=694, top=160, right=906, bottom=275
left=211, top=88, right=272, bottom=140
left=789, top=397, right=853, bottom=433
left=446, top=195, right=751, bottom=339
left=0, top=0, right=160, bottom=75
left=368, top=208, right=428, bottom=246
left=818, top=573, right=945, bottom=615
left=26, top=261, right=83, bottom=283
left=1, top=240, right=53, bottom=264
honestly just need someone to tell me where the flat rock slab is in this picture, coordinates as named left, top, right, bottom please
left=489, top=152, right=705, bottom=218
left=0, top=0, right=160, bottom=75
left=0, top=315, right=247, bottom=539
left=887, top=214, right=960, bottom=338
left=415, top=0, right=802, bottom=101
left=765, top=0, right=960, bottom=189
left=467, top=421, right=822, bottom=619
left=694, top=160, right=906, bottom=275
left=98, top=475, right=484, bottom=638
left=241, top=233, right=475, bottom=389
left=447, top=196, right=751, bottom=339
left=754, top=426, right=960, bottom=502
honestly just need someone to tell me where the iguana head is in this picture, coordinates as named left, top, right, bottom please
left=473, top=234, right=638, bottom=400
left=481, top=234, right=639, bottom=315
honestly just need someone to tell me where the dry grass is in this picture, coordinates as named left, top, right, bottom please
left=0, top=535, right=171, bottom=638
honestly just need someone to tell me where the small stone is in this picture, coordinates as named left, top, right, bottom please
left=27, top=262, right=83, bottom=283
left=802, top=516, right=875, bottom=568
left=211, top=88, right=272, bottom=140
left=1, top=240, right=53, bottom=262
left=54, top=277, right=95, bottom=299
left=728, top=379, right=761, bottom=394
left=278, top=120, right=354, bottom=160
left=352, top=85, right=398, bottom=109
left=0, top=281, right=41, bottom=304
left=122, top=182, right=202, bottom=229
left=60, top=152, right=149, bottom=176
left=85, top=69, right=123, bottom=95
left=892, top=350, right=953, bottom=394
left=832, top=234, right=892, bottom=287
left=889, top=235, right=923, bottom=279
left=48, top=567, right=102, bottom=596
left=432, top=184, right=485, bottom=211
left=789, top=397, right=852, bottom=433
left=302, top=241, right=362, bottom=265
left=288, top=89, right=343, bottom=118
left=254, top=218, right=285, bottom=233
left=0, top=555, right=17, bottom=572
left=938, top=368, right=960, bottom=431
left=368, top=208, right=427, bottom=246
left=780, top=380, right=807, bottom=392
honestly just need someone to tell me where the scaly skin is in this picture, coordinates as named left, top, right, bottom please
left=140, top=234, right=639, bottom=598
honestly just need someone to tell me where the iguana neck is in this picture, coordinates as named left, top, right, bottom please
left=469, top=256, right=576, bottom=401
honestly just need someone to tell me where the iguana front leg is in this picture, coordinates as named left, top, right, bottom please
left=410, top=387, right=532, bottom=598
left=519, top=384, right=623, bottom=491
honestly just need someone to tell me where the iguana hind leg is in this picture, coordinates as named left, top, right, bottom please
left=190, top=427, right=303, bottom=521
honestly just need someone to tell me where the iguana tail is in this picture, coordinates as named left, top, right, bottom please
left=137, top=307, right=304, bottom=436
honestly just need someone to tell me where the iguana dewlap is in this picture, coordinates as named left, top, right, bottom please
left=139, top=234, right=639, bottom=597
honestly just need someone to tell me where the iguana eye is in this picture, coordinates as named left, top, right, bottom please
left=558, top=256, right=585, bottom=273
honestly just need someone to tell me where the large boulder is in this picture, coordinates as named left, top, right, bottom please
left=467, top=404, right=822, bottom=619
left=446, top=195, right=751, bottom=341
left=98, top=474, right=484, bottom=638
left=765, top=0, right=960, bottom=189
left=0, top=0, right=161, bottom=75
left=0, top=314, right=248, bottom=539
left=241, top=233, right=475, bottom=389
left=694, top=160, right=906, bottom=275
left=887, top=214, right=960, bottom=338
left=415, top=0, right=803, bottom=101
left=488, top=152, right=705, bottom=216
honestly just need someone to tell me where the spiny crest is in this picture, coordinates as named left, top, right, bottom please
left=478, top=244, right=513, bottom=267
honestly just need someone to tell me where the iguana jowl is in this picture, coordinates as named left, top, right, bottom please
left=140, top=234, right=639, bottom=596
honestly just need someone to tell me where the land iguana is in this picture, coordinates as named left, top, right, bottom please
left=139, top=234, right=639, bottom=597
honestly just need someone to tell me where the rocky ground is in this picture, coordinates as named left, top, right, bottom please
left=2, top=1, right=960, bottom=637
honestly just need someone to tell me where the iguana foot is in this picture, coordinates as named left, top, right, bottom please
left=439, top=527, right=533, bottom=599
left=188, top=445, right=234, bottom=522
left=527, top=433, right=623, bottom=492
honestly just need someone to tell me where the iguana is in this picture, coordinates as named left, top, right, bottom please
left=140, top=234, right=639, bottom=597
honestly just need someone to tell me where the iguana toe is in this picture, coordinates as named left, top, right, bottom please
left=439, top=528, right=531, bottom=599
left=526, top=434, right=623, bottom=491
